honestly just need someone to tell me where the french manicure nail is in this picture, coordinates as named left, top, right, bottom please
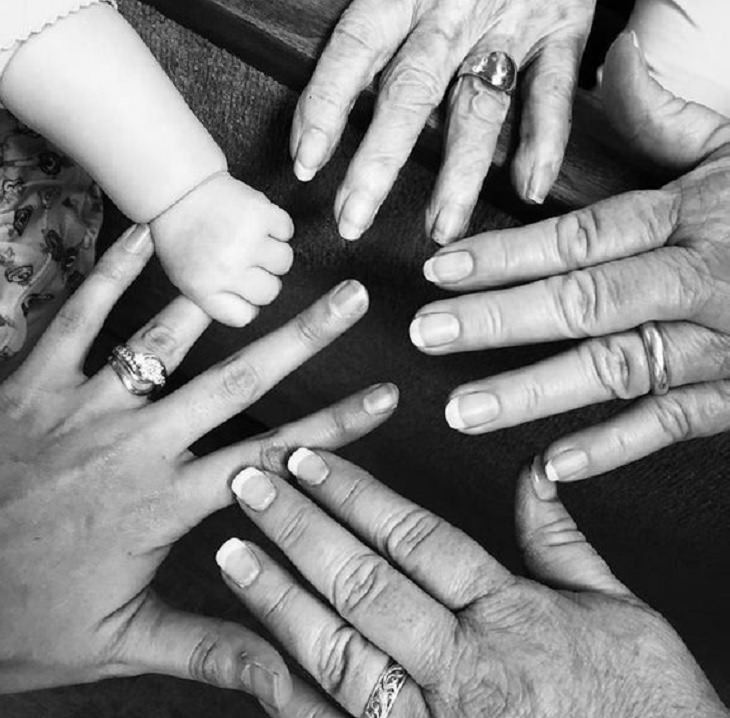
left=363, top=383, right=399, bottom=415
left=294, top=128, right=329, bottom=182
left=288, top=448, right=330, bottom=485
left=423, top=251, right=474, bottom=283
left=123, top=224, right=151, bottom=253
left=409, top=313, right=460, bottom=349
left=445, top=392, right=500, bottom=430
left=544, top=449, right=589, bottom=483
left=231, top=468, right=276, bottom=511
left=431, top=205, right=466, bottom=245
left=330, top=280, right=369, bottom=318
left=216, top=538, right=260, bottom=587
left=241, top=663, right=285, bottom=708
left=338, top=191, right=375, bottom=241
left=530, top=456, right=557, bottom=501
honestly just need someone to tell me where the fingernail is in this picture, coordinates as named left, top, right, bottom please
left=288, top=448, right=330, bottom=485
left=241, top=663, right=285, bottom=708
left=409, top=313, right=460, bottom=349
left=431, top=205, right=466, bottom=245
left=294, top=128, right=329, bottom=182
left=525, top=164, right=554, bottom=205
left=445, top=392, right=500, bottom=430
left=231, top=468, right=277, bottom=511
left=544, top=449, right=589, bottom=483
left=629, top=30, right=641, bottom=51
left=123, top=224, right=151, bottom=253
left=216, top=538, right=260, bottom=587
left=363, top=383, right=399, bottom=415
left=530, top=456, right=557, bottom=502
left=423, top=251, right=474, bottom=283
left=330, top=280, right=369, bottom=318
left=338, top=191, right=375, bottom=241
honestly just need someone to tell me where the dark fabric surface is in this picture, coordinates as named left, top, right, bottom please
left=2, top=0, right=728, bottom=715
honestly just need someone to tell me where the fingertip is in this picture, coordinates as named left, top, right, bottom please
left=204, top=294, right=259, bottom=327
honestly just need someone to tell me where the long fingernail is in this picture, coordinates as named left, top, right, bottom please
left=530, top=456, right=557, bottom=502
left=330, top=280, right=369, bottom=318
left=294, top=128, right=329, bottom=182
left=338, top=191, right=375, bottom=241
left=431, top=205, right=465, bottom=245
left=544, top=449, right=588, bottom=482
left=363, top=383, right=399, bottom=415
left=123, top=224, right=151, bottom=253
left=445, top=392, right=500, bottom=430
left=288, top=448, right=330, bottom=485
left=231, top=468, right=276, bottom=511
left=241, top=663, right=286, bottom=708
left=409, top=313, right=460, bottom=349
left=423, top=251, right=474, bottom=283
left=525, top=164, right=554, bottom=205
left=216, top=538, right=260, bottom=587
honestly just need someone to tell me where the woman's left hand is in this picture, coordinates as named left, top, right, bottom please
left=216, top=451, right=727, bottom=718
left=410, top=33, right=730, bottom=483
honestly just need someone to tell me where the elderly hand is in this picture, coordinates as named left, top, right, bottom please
left=292, top=0, right=595, bottom=243
left=410, top=32, right=730, bottom=483
left=215, top=451, right=728, bottom=718
left=0, top=225, right=399, bottom=702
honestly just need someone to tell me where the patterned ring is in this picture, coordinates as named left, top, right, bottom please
left=362, top=662, right=408, bottom=718
left=108, top=344, right=167, bottom=397
left=638, top=322, right=670, bottom=396
left=458, top=51, right=518, bottom=94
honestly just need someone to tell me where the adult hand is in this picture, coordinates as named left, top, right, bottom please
left=411, top=32, right=730, bottom=483
left=216, top=451, right=728, bottom=718
left=0, top=225, right=399, bottom=702
left=292, top=0, right=595, bottom=243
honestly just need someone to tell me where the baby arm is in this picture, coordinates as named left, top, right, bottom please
left=0, top=3, right=294, bottom=325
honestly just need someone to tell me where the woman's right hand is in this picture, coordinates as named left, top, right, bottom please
left=0, top=225, right=398, bottom=703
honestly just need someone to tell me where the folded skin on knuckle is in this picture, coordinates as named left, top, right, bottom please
left=313, top=623, right=364, bottom=697
left=552, top=210, right=600, bottom=268
left=553, top=270, right=605, bottom=337
left=137, top=322, right=178, bottom=359
left=295, top=307, right=328, bottom=348
left=255, top=432, right=289, bottom=474
left=187, top=625, right=239, bottom=688
left=582, top=336, right=643, bottom=400
left=652, top=395, right=697, bottom=443
left=471, top=299, right=504, bottom=343
left=275, top=505, right=314, bottom=550
left=380, top=507, right=440, bottom=564
left=380, top=60, right=444, bottom=112
left=332, top=552, right=390, bottom=618
left=217, top=353, right=261, bottom=405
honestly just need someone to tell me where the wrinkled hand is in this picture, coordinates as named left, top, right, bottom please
left=216, top=451, right=727, bottom=718
left=411, top=33, right=730, bottom=483
left=292, top=0, right=595, bottom=243
left=0, top=225, right=399, bottom=701
left=152, top=172, right=295, bottom=327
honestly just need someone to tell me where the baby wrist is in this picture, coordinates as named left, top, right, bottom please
left=148, top=168, right=230, bottom=225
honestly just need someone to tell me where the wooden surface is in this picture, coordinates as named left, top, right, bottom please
left=141, top=0, right=654, bottom=213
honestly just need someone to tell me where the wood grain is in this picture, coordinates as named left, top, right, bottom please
left=140, top=0, right=657, bottom=213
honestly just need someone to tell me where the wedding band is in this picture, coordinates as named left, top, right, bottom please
left=362, top=662, right=407, bottom=718
left=108, top=344, right=167, bottom=396
left=458, top=51, right=518, bottom=94
left=638, top=322, right=669, bottom=396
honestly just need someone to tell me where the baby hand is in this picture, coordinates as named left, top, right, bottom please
left=151, top=172, right=295, bottom=326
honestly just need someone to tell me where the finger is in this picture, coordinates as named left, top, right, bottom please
left=16, top=225, right=152, bottom=388
left=241, top=268, right=282, bottom=306
left=216, top=540, right=427, bottom=717
left=422, top=189, right=677, bottom=290
left=511, top=40, right=582, bottom=205
left=227, top=469, right=457, bottom=685
left=411, top=247, right=704, bottom=354
left=291, top=0, right=411, bottom=181
left=443, top=323, right=730, bottom=434
left=602, top=32, right=730, bottom=170
left=259, top=675, right=347, bottom=718
left=124, top=594, right=292, bottom=706
left=259, top=241, right=295, bottom=276
left=286, top=449, right=513, bottom=610
left=335, top=22, right=466, bottom=240
left=200, top=292, right=259, bottom=328
left=150, top=280, right=369, bottom=451
left=83, top=296, right=210, bottom=408
left=514, top=457, right=632, bottom=595
left=269, top=207, right=295, bottom=242
left=178, top=383, right=400, bottom=521
left=542, top=379, right=730, bottom=483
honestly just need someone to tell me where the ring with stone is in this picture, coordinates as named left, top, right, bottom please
left=108, top=344, right=167, bottom=396
left=458, top=51, right=518, bottom=94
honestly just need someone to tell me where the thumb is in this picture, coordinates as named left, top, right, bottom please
left=601, top=31, right=730, bottom=170
left=515, top=457, right=631, bottom=596
left=121, top=594, right=292, bottom=707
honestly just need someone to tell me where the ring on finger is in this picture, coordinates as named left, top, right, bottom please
left=362, top=661, right=408, bottom=718
left=638, top=322, right=669, bottom=396
left=458, top=51, right=518, bottom=94
left=108, top=344, right=168, bottom=397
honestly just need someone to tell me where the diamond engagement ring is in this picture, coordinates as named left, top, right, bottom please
left=458, top=51, right=518, bottom=94
left=362, top=662, right=407, bottom=718
left=108, top=344, right=167, bottom=396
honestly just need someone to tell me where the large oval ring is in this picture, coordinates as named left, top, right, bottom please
left=638, top=322, right=670, bottom=396
left=458, top=51, right=518, bottom=94
left=108, top=344, right=168, bottom=397
left=362, top=661, right=408, bottom=718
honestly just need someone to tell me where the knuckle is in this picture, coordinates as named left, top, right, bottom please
left=137, top=322, right=178, bottom=358
left=667, top=248, right=712, bottom=316
left=187, top=625, right=236, bottom=688
left=275, top=505, right=313, bottom=550
left=217, top=354, right=261, bottom=404
left=261, top=584, right=297, bottom=624
left=380, top=508, right=440, bottom=563
left=332, top=552, right=390, bottom=618
left=653, top=395, right=696, bottom=443
left=553, top=211, right=600, bottom=268
left=313, top=624, right=362, bottom=696
left=472, top=300, right=504, bottom=341
left=553, top=270, right=603, bottom=337
left=255, top=432, right=289, bottom=474
left=582, top=336, right=642, bottom=400
left=381, top=62, right=444, bottom=111
left=294, top=308, right=327, bottom=347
